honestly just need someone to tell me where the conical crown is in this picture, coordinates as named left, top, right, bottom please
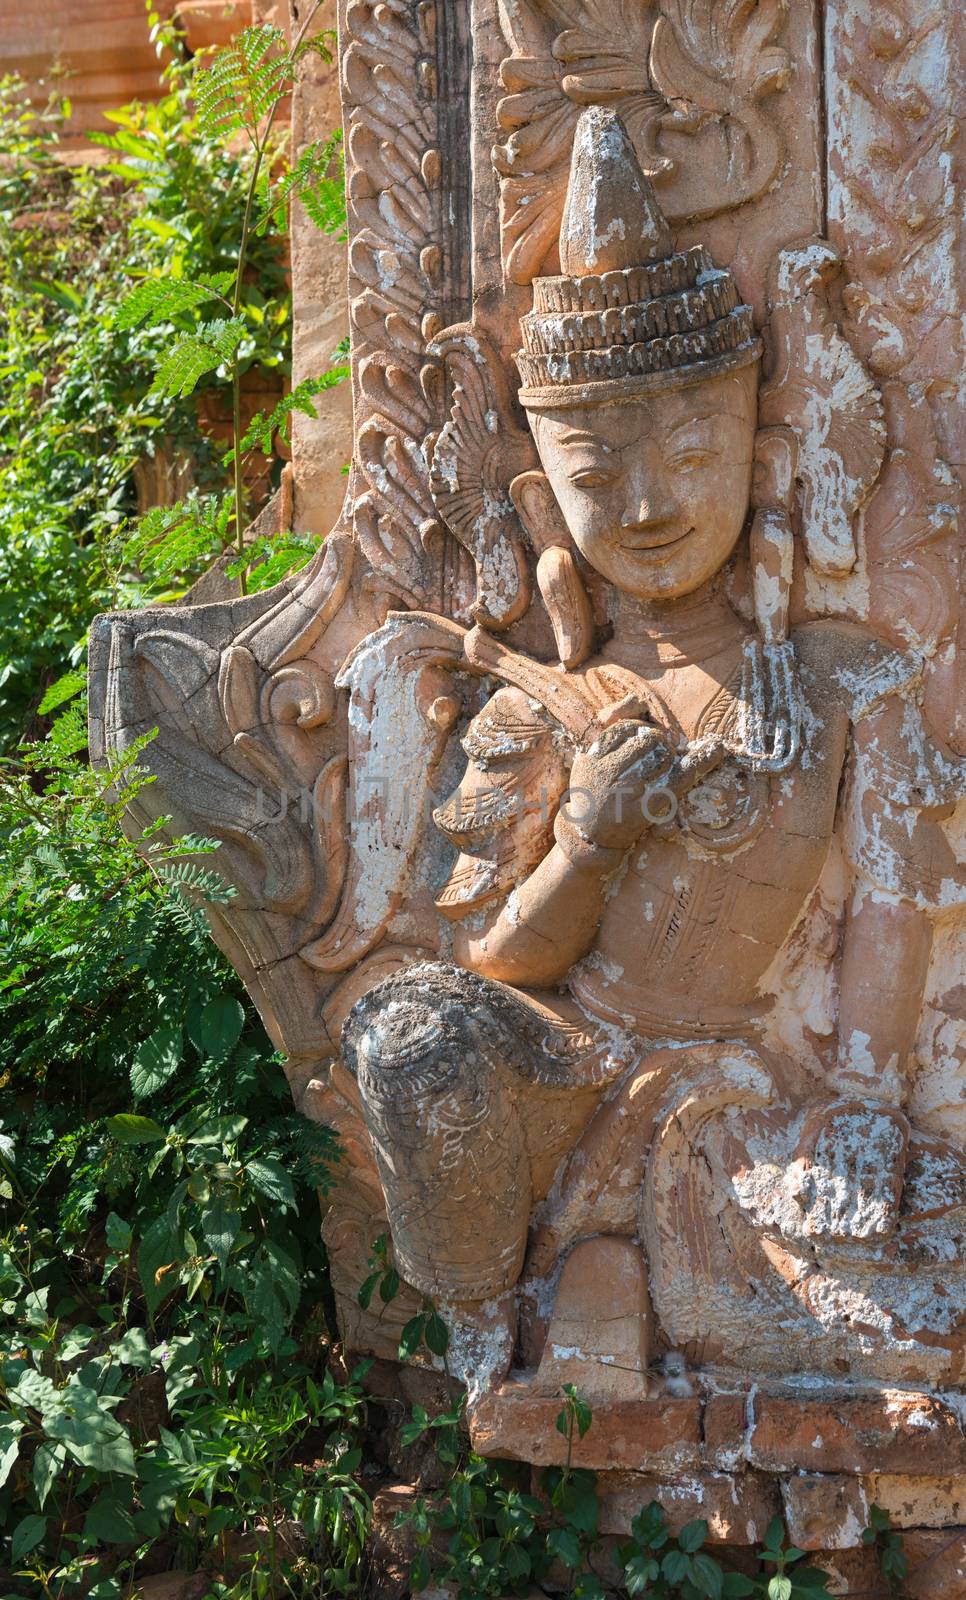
left=559, top=106, right=673, bottom=276
left=517, top=106, right=761, bottom=409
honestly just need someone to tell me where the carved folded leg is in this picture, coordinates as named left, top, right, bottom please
left=343, top=965, right=532, bottom=1304
left=342, top=962, right=617, bottom=1386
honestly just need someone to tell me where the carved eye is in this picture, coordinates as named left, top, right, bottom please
left=667, top=448, right=716, bottom=472
left=570, top=467, right=617, bottom=489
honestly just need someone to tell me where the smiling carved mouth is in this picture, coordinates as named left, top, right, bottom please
left=618, top=524, right=696, bottom=552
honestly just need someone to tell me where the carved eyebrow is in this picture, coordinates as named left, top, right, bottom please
left=664, top=413, right=726, bottom=441
left=557, top=430, right=609, bottom=447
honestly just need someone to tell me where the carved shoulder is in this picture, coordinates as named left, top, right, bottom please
left=791, top=620, right=922, bottom=727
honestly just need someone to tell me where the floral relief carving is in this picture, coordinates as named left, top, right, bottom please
left=494, top=0, right=792, bottom=284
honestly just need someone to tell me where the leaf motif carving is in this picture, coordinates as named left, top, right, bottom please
left=495, top=0, right=790, bottom=283
left=340, top=0, right=465, bottom=609
left=428, top=325, right=537, bottom=630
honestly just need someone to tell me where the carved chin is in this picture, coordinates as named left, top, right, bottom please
left=591, top=529, right=740, bottom=596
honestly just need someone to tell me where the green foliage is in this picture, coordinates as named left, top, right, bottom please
left=0, top=716, right=366, bottom=1596
left=115, top=10, right=350, bottom=604
left=194, top=24, right=294, bottom=144
left=257, top=130, right=347, bottom=239
left=0, top=48, right=289, bottom=745
left=863, top=1503, right=909, bottom=1594
left=390, top=1342, right=842, bottom=1600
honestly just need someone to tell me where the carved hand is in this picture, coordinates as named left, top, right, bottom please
left=561, top=720, right=676, bottom=856
left=788, top=1101, right=910, bottom=1244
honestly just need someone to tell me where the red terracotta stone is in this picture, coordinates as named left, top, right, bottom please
left=780, top=1474, right=869, bottom=1551
left=469, top=1388, right=701, bottom=1472
left=746, top=1391, right=966, bottom=1476
left=597, top=1470, right=778, bottom=1544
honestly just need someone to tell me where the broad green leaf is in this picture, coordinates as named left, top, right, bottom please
left=130, top=1025, right=183, bottom=1101
left=138, top=1214, right=182, bottom=1318
left=11, top=1513, right=47, bottom=1564
left=45, top=1385, right=136, bottom=1476
left=245, top=1156, right=295, bottom=1208
left=106, top=1113, right=167, bottom=1145
left=357, top=1271, right=378, bottom=1310
left=59, top=1323, right=96, bottom=1362
left=198, top=993, right=244, bottom=1058
left=32, top=1441, right=65, bottom=1509
left=789, top=1570, right=832, bottom=1591
left=83, top=1488, right=137, bottom=1545
left=201, top=1192, right=240, bottom=1271
left=8, top=1368, right=59, bottom=1413
left=504, top=1543, right=531, bottom=1582
left=398, top=1315, right=426, bottom=1361
left=722, top=1576, right=756, bottom=1598
left=112, top=1327, right=152, bottom=1368
left=762, top=1517, right=786, bottom=1555
left=680, top=1518, right=709, bottom=1553
left=186, top=1113, right=248, bottom=1146
left=573, top=1392, right=593, bottom=1438
left=0, top=1417, right=24, bottom=1487
left=662, top=1550, right=690, bottom=1586
left=105, top=1211, right=134, bottom=1250
left=624, top=1553, right=659, bottom=1596
left=692, top=1550, right=724, bottom=1600
left=378, top=1267, right=400, bottom=1304
left=546, top=1526, right=581, bottom=1569
left=424, top=1310, right=449, bottom=1357
left=768, top=1578, right=792, bottom=1600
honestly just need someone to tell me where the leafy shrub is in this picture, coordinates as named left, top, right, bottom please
left=0, top=6, right=346, bottom=746
left=0, top=712, right=372, bottom=1596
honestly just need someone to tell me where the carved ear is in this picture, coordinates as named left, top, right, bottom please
left=510, top=470, right=568, bottom=557
left=510, top=471, right=594, bottom=671
left=753, top=427, right=798, bottom=516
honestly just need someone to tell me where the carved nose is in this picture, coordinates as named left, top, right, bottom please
left=621, top=502, right=675, bottom=531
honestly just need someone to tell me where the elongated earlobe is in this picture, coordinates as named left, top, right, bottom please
left=510, top=472, right=594, bottom=670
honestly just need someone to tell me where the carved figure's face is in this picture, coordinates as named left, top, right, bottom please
left=528, top=365, right=758, bottom=600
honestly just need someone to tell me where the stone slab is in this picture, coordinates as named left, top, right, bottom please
left=742, top=1391, right=966, bottom=1477
left=781, top=1474, right=869, bottom=1552
left=597, top=1471, right=779, bottom=1545
left=474, top=1382, right=966, bottom=1481
left=469, top=1388, right=702, bottom=1472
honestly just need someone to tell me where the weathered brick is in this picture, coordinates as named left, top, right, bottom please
left=469, top=1389, right=701, bottom=1471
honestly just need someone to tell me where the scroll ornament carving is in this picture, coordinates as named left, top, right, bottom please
left=495, top=0, right=791, bottom=284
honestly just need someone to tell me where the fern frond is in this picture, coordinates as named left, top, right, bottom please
left=113, top=275, right=229, bottom=332
left=160, top=860, right=238, bottom=904
left=149, top=317, right=246, bottom=399
left=45, top=702, right=89, bottom=759
left=236, top=372, right=347, bottom=456
left=38, top=667, right=87, bottom=716
left=231, top=531, right=320, bottom=593
left=124, top=492, right=234, bottom=583
left=194, top=25, right=292, bottom=143
left=256, top=131, right=345, bottom=238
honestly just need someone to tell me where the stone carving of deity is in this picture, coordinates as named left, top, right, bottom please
left=91, top=0, right=966, bottom=1548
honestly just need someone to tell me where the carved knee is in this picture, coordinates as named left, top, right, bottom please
left=342, top=963, right=532, bottom=1301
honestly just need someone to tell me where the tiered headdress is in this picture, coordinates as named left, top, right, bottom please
left=516, top=106, right=761, bottom=409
